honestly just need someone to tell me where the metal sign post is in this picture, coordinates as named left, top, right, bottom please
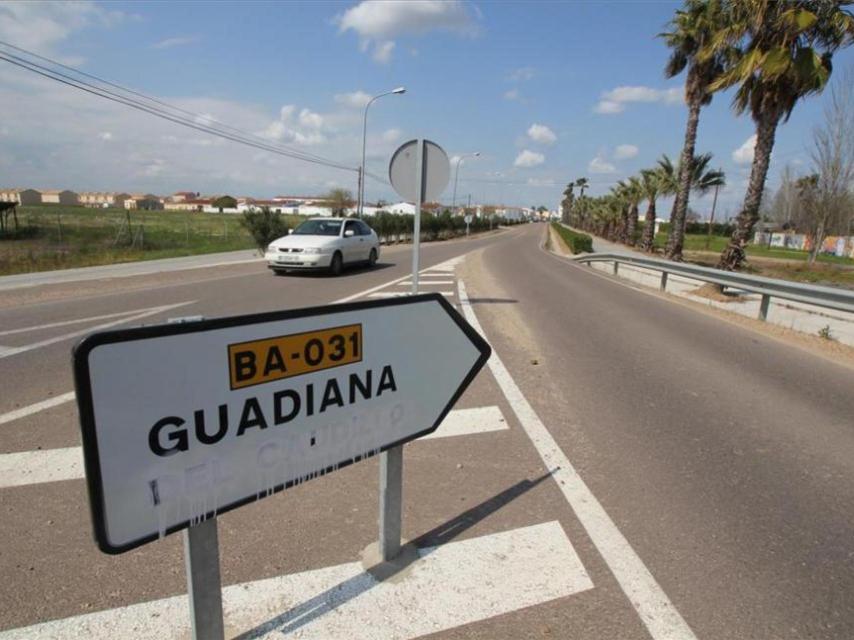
left=184, top=518, right=224, bottom=640
left=385, top=138, right=451, bottom=560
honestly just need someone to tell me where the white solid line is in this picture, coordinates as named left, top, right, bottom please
left=0, top=307, right=167, bottom=337
left=421, top=405, right=507, bottom=440
left=0, top=406, right=506, bottom=487
left=397, top=280, right=455, bottom=286
left=0, top=392, right=76, bottom=426
left=457, top=279, right=697, bottom=640
left=0, top=301, right=195, bottom=359
left=0, top=447, right=83, bottom=488
left=0, top=521, right=591, bottom=640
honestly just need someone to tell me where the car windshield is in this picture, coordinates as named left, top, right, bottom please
left=292, top=220, right=342, bottom=236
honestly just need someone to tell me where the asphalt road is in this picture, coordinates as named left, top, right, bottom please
left=1, top=223, right=853, bottom=639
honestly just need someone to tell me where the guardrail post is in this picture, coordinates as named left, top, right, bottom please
left=660, top=272, right=668, bottom=292
left=758, top=294, right=771, bottom=321
left=612, top=261, right=619, bottom=275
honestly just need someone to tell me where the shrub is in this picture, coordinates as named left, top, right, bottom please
left=239, top=207, right=290, bottom=252
left=551, top=222, right=593, bottom=254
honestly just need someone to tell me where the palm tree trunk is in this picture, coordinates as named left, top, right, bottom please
left=626, top=203, right=639, bottom=246
left=717, top=112, right=779, bottom=271
left=640, top=199, right=656, bottom=252
left=665, top=97, right=702, bottom=261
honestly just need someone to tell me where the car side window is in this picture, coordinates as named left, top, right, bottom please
left=344, top=220, right=358, bottom=236
left=357, top=221, right=372, bottom=236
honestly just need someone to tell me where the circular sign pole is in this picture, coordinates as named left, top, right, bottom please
left=384, top=138, right=450, bottom=562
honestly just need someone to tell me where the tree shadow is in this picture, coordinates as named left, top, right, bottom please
left=234, top=469, right=557, bottom=639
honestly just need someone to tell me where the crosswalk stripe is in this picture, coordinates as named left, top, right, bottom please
left=0, top=406, right=507, bottom=488
left=397, top=280, right=455, bottom=286
left=0, top=521, right=592, bottom=640
left=0, top=392, right=77, bottom=427
left=367, top=291, right=455, bottom=299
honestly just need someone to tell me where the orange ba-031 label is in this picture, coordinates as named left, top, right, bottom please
left=228, top=324, right=362, bottom=390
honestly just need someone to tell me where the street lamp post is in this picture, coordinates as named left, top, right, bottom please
left=359, top=87, right=406, bottom=218
left=451, top=152, right=480, bottom=214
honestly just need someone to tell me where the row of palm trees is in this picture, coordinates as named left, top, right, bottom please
left=561, top=154, right=725, bottom=252
left=567, top=0, right=854, bottom=270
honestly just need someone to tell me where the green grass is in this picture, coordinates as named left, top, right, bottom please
left=654, top=232, right=854, bottom=266
left=552, top=222, right=593, bottom=254
left=0, top=206, right=305, bottom=275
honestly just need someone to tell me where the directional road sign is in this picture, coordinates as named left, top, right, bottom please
left=73, top=294, right=491, bottom=554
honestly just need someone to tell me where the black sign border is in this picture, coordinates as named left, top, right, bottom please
left=72, top=293, right=491, bottom=555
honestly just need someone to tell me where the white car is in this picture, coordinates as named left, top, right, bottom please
left=265, top=217, right=380, bottom=276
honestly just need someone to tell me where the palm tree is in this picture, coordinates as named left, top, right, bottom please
left=639, top=167, right=665, bottom=252
left=658, top=152, right=726, bottom=249
left=707, top=0, right=854, bottom=271
left=561, top=183, right=575, bottom=224
left=573, top=177, right=590, bottom=229
left=661, top=0, right=731, bottom=261
left=623, top=176, right=644, bottom=245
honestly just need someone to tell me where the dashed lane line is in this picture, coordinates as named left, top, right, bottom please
left=457, top=279, right=698, bottom=640
left=0, top=405, right=508, bottom=488
left=0, top=521, right=591, bottom=640
left=0, top=307, right=173, bottom=337
left=0, top=301, right=196, bottom=360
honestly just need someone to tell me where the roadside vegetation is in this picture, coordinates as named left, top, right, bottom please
left=0, top=204, right=519, bottom=276
left=560, top=0, right=854, bottom=281
left=551, top=223, right=593, bottom=254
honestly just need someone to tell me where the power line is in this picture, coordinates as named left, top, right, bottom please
left=0, top=42, right=357, bottom=173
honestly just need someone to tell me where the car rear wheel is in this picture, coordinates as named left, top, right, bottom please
left=329, top=251, right=343, bottom=276
left=368, top=248, right=378, bottom=267
left=272, top=268, right=287, bottom=276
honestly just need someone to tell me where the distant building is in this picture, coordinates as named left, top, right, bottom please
left=40, top=190, right=79, bottom=205
left=0, top=188, right=41, bottom=205
left=388, top=202, right=416, bottom=215
left=79, top=192, right=131, bottom=208
left=169, top=191, right=199, bottom=203
left=124, top=194, right=163, bottom=210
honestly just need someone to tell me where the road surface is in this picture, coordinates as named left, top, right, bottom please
left=1, top=223, right=852, bottom=639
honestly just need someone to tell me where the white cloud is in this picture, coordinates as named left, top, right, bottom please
left=337, top=0, right=477, bottom=63
left=334, top=91, right=372, bottom=109
left=514, top=150, right=545, bottom=168
left=614, top=144, right=639, bottom=159
left=589, top=155, right=616, bottom=174
left=372, top=40, right=395, bottom=63
left=0, top=1, right=126, bottom=58
left=382, top=128, right=402, bottom=143
left=527, top=123, right=556, bottom=145
left=508, top=67, right=535, bottom=82
left=151, top=35, right=199, bottom=50
left=594, top=85, right=683, bottom=115
left=526, top=178, right=555, bottom=187
left=503, top=89, right=520, bottom=101
left=298, top=108, right=324, bottom=129
left=732, top=134, right=757, bottom=165
left=98, top=131, right=113, bottom=141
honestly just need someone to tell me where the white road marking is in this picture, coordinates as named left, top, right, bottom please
left=368, top=291, right=455, bottom=299
left=0, top=447, right=83, bottom=488
left=0, top=301, right=196, bottom=359
left=397, top=280, right=455, bottom=286
left=457, top=279, right=697, bottom=640
left=0, top=307, right=172, bottom=337
left=0, top=406, right=506, bottom=488
left=421, top=405, right=507, bottom=440
left=0, top=521, right=591, bottom=640
left=0, top=392, right=76, bottom=426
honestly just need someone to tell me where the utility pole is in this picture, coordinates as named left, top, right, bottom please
left=706, top=178, right=720, bottom=250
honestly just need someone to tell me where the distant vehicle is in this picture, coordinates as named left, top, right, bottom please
left=264, top=217, right=380, bottom=276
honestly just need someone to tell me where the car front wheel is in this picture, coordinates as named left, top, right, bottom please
left=329, top=251, right=343, bottom=276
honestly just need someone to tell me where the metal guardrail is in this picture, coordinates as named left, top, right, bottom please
left=573, top=252, right=854, bottom=320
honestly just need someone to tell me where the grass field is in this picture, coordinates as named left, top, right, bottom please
left=0, top=206, right=306, bottom=275
left=654, top=232, right=854, bottom=266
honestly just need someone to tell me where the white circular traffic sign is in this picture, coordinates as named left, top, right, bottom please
left=464, top=214, right=473, bottom=224
left=389, top=139, right=450, bottom=203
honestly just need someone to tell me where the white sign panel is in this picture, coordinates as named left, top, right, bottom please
left=73, top=294, right=490, bottom=554
left=389, top=139, right=450, bottom=203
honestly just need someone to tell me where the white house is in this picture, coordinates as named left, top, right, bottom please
left=41, top=190, right=79, bottom=205
left=388, top=202, right=416, bottom=215
left=0, top=188, right=41, bottom=205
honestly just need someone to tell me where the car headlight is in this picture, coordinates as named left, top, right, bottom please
left=303, top=247, right=328, bottom=255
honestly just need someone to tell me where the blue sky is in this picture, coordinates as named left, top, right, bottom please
left=1, top=0, right=852, bottom=216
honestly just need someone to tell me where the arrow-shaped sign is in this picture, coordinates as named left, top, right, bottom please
left=73, top=294, right=491, bottom=554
